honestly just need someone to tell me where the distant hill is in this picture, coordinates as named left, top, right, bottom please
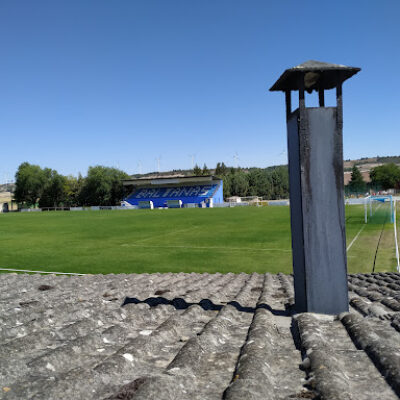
left=343, top=156, right=400, bottom=171
left=0, top=183, right=15, bottom=193
left=130, top=156, right=400, bottom=186
left=127, top=165, right=276, bottom=181
left=343, top=156, right=400, bottom=185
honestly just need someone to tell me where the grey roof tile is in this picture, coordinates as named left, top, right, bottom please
left=0, top=272, right=400, bottom=399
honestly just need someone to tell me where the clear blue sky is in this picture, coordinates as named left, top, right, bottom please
left=1, top=1, right=399, bottom=182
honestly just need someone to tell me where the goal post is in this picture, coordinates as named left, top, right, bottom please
left=364, top=195, right=370, bottom=223
left=362, top=195, right=399, bottom=272
left=364, top=195, right=394, bottom=224
left=394, top=198, right=400, bottom=272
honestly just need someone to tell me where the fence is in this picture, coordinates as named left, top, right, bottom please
left=18, top=200, right=293, bottom=213
left=23, top=197, right=398, bottom=213
left=19, top=205, right=138, bottom=213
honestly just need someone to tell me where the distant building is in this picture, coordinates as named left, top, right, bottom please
left=226, top=196, right=242, bottom=203
left=226, top=196, right=262, bottom=204
left=0, top=192, right=17, bottom=212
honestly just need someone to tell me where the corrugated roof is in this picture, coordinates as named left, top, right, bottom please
left=122, top=175, right=219, bottom=187
left=1, top=272, right=399, bottom=399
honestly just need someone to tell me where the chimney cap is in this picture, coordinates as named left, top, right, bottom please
left=270, top=60, right=360, bottom=93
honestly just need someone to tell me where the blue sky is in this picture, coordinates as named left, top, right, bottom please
left=1, top=1, right=399, bottom=181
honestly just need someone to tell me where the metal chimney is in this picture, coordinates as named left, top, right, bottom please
left=270, top=60, right=360, bottom=314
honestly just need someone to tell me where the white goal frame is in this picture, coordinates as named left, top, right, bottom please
left=364, top=195, right=394, bottom=224
left=394, top=198, right=400, bottom=272
left=364, top=195, right=399, bottom=272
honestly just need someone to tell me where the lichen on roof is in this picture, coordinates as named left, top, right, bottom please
left=0, top=271, right=399, bottom=399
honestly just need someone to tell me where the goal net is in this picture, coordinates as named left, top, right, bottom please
left=364, top=195, right=394, bottom=224
left=362, top=195, right=399, bottom=272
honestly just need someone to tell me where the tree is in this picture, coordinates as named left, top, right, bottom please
left=215, top=162, right=228, bottom=177
left=109, top=171, right=129, bottom=205
left=14, top=162, right=47, bottom=207
left=222, top=174, right=232, bottom=198
left=348, top=165, right=366, bottom=194
left=79, top=166, right=129, bottom=206
left=193, top=164, right=202, bottom=176
left=370, top=163, right=400, bottom=190
left=247, top=169, right=271, bottom=198
left=202, top=163, right=209, bottom=175
left=64, top=174, right=85, bottom=206
left=231, top=171, right=249, bottom=197
left=215, top=162, right=222, bottom=176
left=269, top=166, right=289, bottom=199
left=39, top=169, right=67, bottom=207
left=218, top=165, right=290, bottom=201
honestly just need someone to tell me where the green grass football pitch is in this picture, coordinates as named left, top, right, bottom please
left=0, top=205, right=398, bottom=275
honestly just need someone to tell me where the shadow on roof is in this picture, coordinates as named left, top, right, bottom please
left=121, top=296, right=288, bottom=316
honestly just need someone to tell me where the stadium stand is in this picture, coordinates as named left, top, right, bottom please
left=122, top=175, right=223, bottom=208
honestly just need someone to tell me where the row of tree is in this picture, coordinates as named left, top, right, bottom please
left=14, top=162, right=128, bottom=207
left=194, top=162, right=289, bottom=199
left=192, top=164, right=210, bottom=176
left=18, top=160, right=398, bottom=207
left=347, top=163, right=400, bottom=194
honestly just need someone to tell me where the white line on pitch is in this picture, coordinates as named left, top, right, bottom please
left=121, top=244, right=291, bottom=252
left=0, top=267, right=86, bottom=275
left=347, top=225, right=366, bottom=252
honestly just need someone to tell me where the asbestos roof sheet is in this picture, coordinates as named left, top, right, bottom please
left=0, top=272, right=400, bottom=399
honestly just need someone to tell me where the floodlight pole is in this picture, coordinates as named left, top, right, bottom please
left=271, top=61, right=360, bottom=314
